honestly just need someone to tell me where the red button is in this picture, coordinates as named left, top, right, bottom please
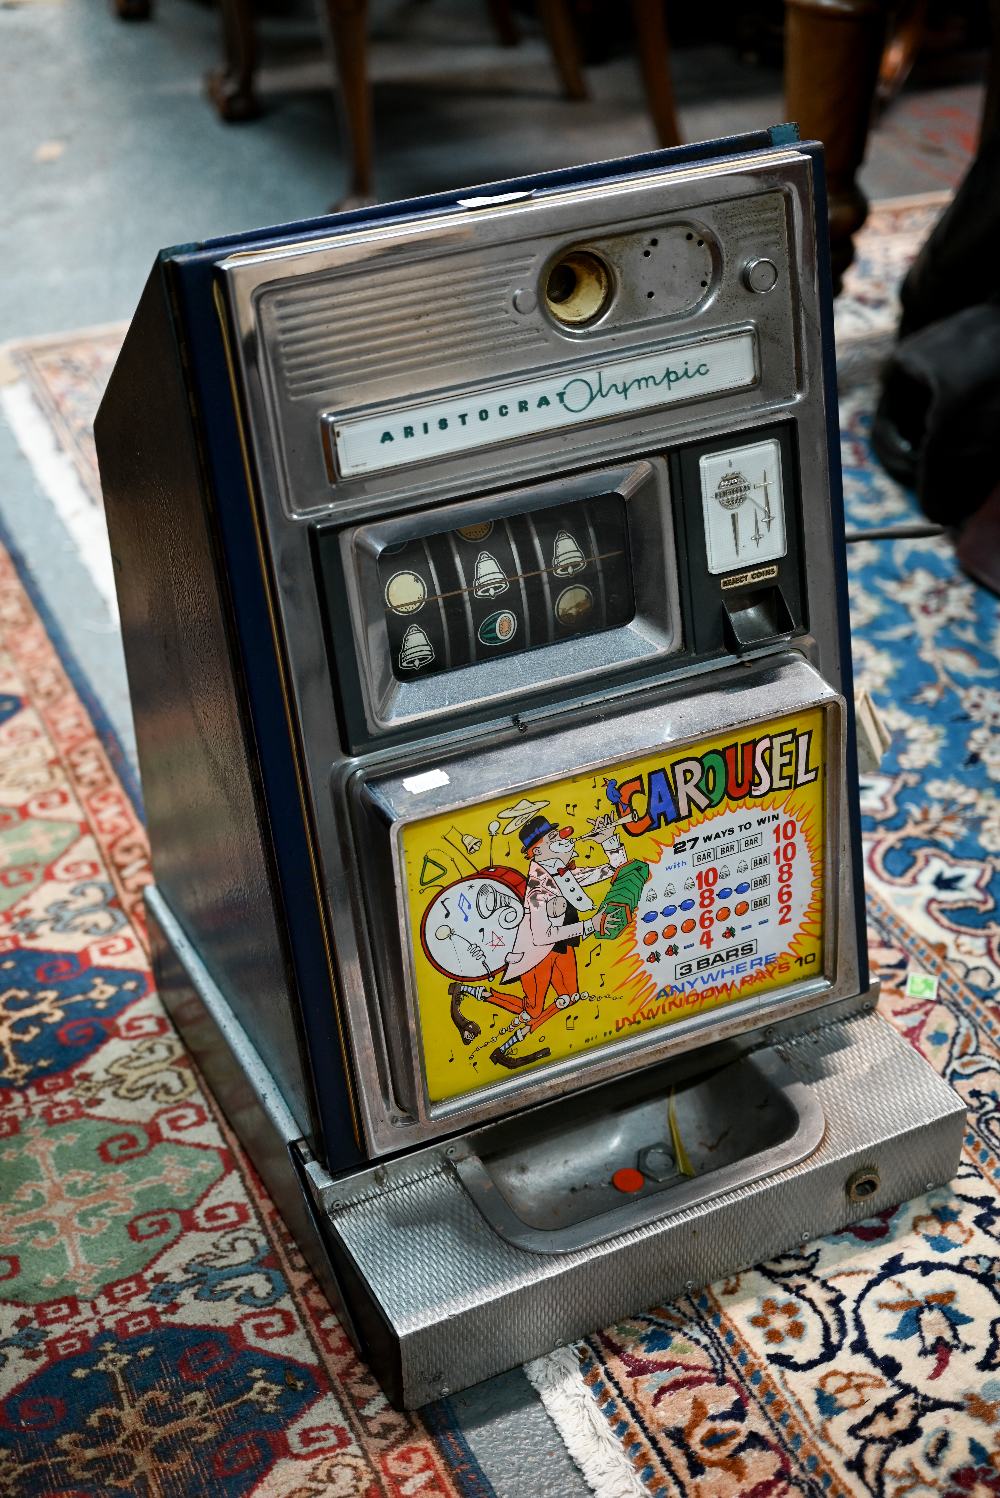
left=612, top=1167, right=644, bottom=1194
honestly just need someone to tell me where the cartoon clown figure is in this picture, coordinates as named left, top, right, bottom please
left=503, top=812, right=627, bottom=1013
left=431, top=807, right=649, bottom=1070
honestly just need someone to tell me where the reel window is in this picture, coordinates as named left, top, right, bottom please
left=319, top=457, right=682, bottom=748
left=377, top=493, right=635, bottom=682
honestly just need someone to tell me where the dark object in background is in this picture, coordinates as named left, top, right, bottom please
left=896, top=116, right=1000, bottom=340
left=872, top=304, right=1000, bottom=527
left=872, top=90, right=1000, bottom=567
left=957, top=483, right=1000, bottom=595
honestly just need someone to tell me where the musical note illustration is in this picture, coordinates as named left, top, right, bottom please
left=458, top=892, right=472, bottom=923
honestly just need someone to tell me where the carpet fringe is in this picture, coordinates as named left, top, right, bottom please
left=0, top=381, right=118, bottom=618
left=524, top=1345, right=651, bottom=1498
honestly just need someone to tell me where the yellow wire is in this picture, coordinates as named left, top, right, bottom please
left=668, top=1086, right=696, bottom=1178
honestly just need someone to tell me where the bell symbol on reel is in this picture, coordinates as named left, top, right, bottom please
left=551, top=530, right=587, bottom=577
left=399, top=623, right=435, bottom=671
left=473, top=552, right=509, bottom=599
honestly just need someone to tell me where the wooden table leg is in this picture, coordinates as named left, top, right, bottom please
left=322, top=0, right=373, bottom=204
left=206, top=0, right=262, bottom=122
left=538, top=0, right=589, bottom=101
left=785, top=0, right=890, bottom=290
left=629, top=0, right=682, bottom=148
left=486, top=0, right=519, bottom=48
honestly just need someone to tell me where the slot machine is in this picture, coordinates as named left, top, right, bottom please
left=95, top=125, right=964, bottom=1409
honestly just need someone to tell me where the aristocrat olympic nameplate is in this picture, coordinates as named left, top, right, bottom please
left=401, top=707, right=826, bottom=1105
left=331, top=331, right=757, bottom=478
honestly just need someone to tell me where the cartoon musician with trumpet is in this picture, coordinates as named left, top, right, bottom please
left=424, top=797, right=650, bottom=1070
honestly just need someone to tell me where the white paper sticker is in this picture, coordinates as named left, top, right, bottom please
left=699, top=439, right=786, bottom=576
left=402, top=768, right=450, bottom=794
left=331, top=331, right=757, bottom=478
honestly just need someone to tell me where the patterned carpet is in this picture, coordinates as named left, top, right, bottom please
left=0, top=570, right=489, bottom=1491
left=0, top=194, right=998, bottom=1496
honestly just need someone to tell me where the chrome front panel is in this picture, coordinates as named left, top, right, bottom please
left=219, top=147, right=861, bottom=1158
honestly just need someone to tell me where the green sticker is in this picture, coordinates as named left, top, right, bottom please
left=905, top=972, right=939, bottom=1000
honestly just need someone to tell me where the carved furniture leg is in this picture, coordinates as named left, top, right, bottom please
left=785, top=0, right=890, bottom=290
left=486, top=0, right=520, bottom=47
left=982, top=0, right=1000, bottom=142
left=629, top=0, right=682, bottom=148
left=113, top=0, right=152, bottom=20
left=206, top=0, right=262, bottom=122
left=877, top=0, right=928, bottom=107
left=323, top=0, right=374, bottom=205
left=538, top=0, right=589, bottom=100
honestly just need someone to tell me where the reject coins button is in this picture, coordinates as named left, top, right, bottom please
left=612, top=1167, right=645, bottom=1194
left=744, top=257, right=779, bottom=294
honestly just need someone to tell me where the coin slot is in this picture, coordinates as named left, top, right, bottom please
left=543, top=250, right=612, bottom=327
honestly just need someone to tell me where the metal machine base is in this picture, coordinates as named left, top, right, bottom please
left=147, top=886, right=965, bottom=1410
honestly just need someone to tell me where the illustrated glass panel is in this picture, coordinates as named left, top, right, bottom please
left=400, top=706, right=826, bottom=1105
left=378, top=493, right=635, bottom=681
left=699, top=438, right=786, bottom=575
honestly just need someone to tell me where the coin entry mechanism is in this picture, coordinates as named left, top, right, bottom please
left=95, top=125, right=965, bottom=1409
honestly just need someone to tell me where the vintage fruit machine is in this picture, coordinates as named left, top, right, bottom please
left=95, top=125, right=964, bottom=1408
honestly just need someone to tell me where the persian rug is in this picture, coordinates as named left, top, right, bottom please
left=0, top=556, right=490, bottom=1484
left=0, top=326, right=123, bottom=617
left=1, top=192, right=998, bottom=1498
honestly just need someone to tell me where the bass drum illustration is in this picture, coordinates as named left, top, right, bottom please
left=419, top=867, right=527, bottom=979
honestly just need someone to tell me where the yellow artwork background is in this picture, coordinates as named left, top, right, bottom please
left=401, top=708, right=826, bottom=1105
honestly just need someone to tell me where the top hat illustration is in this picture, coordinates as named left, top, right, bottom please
left=520, top=814, right=559, bottom=854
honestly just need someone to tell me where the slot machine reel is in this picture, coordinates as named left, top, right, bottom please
left=96, top=125, right=965, bottom=1409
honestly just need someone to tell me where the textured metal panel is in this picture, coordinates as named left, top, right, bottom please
left=234, top=173, right=796, bottom=518
left=320, top=1011, right=964, bottom=1405
left=269, top=253, right=545, bottom=403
